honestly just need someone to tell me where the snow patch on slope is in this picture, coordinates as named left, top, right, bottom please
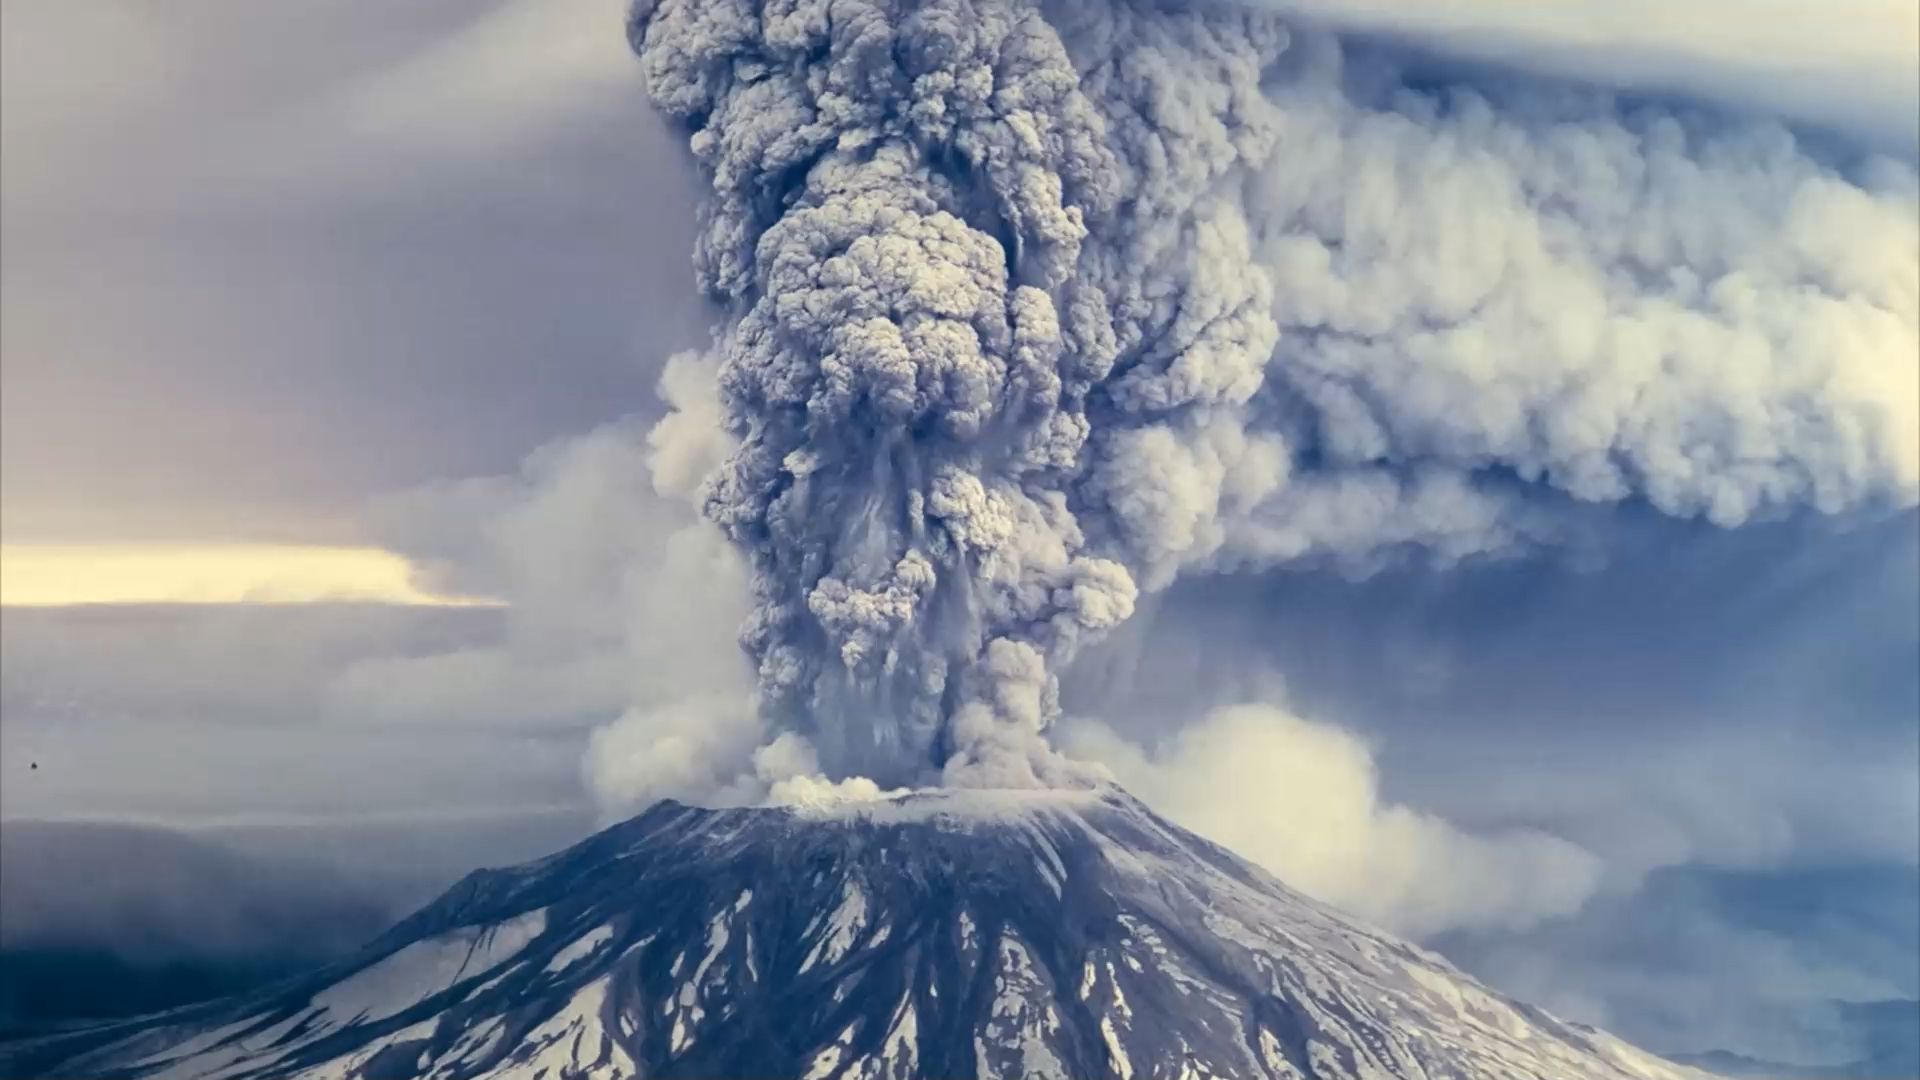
left=544, top=922, right=616, bottom=974
left=977, top=935, right=1070, bottom=1080
left=802, top=881, right=868, bottom=973
left=506, top=980, right=634, bottom=1080
left=312, top=908, right=547, bottom=1027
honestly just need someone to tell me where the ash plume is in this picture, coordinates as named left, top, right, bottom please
left=626, top=0, right=1919, bottom=790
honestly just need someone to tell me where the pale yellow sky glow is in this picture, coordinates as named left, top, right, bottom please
left=0, top=543, right=503, bottom=607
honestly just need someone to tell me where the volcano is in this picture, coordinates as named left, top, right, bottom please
left=2, top=787, right=1699, bottom=1079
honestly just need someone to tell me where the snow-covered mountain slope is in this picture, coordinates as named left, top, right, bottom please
left=1, top=787, right=1703, bottom=1080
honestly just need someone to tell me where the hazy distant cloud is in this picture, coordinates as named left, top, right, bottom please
left=323, top=0, right=634, bottom=159
left=0, top=821, right=386, bottom=964
left=0, top=813, right=600, bottom=1025
left=0, top=0, right=708, bottom=543
left=1441, top=864, right=1920, bottom=1064
left=0, top=4, right=177, bottom=149
left=1257, top=0, right=1920, bottom=152
left=1, top=0, right=647, bottom=214
left=1062, top=702, right=1604, bottom=938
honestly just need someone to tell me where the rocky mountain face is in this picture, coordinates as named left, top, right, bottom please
left=0, top=787, right=1703, bottom=1079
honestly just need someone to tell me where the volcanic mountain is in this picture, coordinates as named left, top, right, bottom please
left=2, top=787, right=1700, bottom=1080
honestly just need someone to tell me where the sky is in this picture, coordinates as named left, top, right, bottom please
left=0, top=0, right=1915, bottom=1068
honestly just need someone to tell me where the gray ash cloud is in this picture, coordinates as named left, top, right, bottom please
left=626, top=0, right=1918, bottom=789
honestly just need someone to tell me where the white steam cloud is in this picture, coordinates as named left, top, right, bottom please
left=621, top=0, right=1918, bottom=791
left=1060, top=703, right=1604, bottom=937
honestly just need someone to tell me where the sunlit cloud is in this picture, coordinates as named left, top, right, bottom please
left=0, top=543, right=502, bottom=608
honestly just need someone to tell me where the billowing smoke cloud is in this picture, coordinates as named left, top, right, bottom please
left=626, top=0, right=1919, bottom=790
left=1212, top=37, right=1919, bottom=567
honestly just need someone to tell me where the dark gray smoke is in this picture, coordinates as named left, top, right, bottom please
left=626, top=0, right=1918, bottom=790
left=627, top=0, right=1287, bottom=787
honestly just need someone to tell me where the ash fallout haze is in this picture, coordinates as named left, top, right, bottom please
left=0, top=0, right=1915, bottom=1078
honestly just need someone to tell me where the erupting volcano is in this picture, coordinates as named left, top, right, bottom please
left=2, top=788, right=1705, bottom=1079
